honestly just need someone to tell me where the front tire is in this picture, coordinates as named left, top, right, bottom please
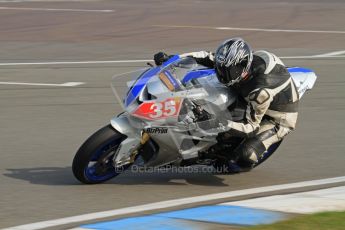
left=72, top=124, right=127, bottom=184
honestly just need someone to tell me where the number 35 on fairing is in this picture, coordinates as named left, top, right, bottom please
left=132, top=98, right=182, bottom=120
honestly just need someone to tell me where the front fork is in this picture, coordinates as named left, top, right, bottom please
left=110, top=115, right=149, bottom=167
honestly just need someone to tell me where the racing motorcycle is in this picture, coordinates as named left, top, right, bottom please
left=72, top=55, right=317, bottom=184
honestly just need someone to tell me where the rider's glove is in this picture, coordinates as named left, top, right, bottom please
left=177, top=114, right=197, bottom=130
left=154, top=52, right=170, bottom=66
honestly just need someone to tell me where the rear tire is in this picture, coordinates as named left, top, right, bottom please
left=72, top=124, right=127, bottom=184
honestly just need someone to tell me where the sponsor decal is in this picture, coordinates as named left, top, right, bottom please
left=145, top=127, right=168, bottom=134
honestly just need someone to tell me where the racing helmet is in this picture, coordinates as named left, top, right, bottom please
left=215, top=38, right=253, bottom=86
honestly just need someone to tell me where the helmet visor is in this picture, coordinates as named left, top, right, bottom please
left=216, top=62, right=246, bottom=85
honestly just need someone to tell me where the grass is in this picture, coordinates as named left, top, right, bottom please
left=245, top=211, right=345, bottom=230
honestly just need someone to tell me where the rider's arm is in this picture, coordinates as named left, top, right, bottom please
left=180, top=51, right=215, bottom=68
left=225, top=88, right=273, bottom=137
left=153, top=51, right=215, bottom=68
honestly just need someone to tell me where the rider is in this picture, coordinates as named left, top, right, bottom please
left=154, top=38, right=299, bottom=171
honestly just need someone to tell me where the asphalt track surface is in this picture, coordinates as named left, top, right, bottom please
left=0, top=0, right=345, bottom=229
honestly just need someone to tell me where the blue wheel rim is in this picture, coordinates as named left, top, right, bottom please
left=84, top=137, right=123, bottom=182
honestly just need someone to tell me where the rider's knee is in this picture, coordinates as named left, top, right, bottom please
left=235, top=138, right=266, bottom=167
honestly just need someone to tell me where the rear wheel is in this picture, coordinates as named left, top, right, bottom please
left=72, top=124, right=127, bottom=184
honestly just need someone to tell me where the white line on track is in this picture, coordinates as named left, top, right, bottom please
left=0, top=81, right=84, bottom=87
left=0, top=6, right=114, bottom=13
left=0, top=60, right=152, bottom=66
left=281, top=55, right=345, bottom=59
left=0, top=0, right=96, bottom=2
left=312, top=50, right=345, bottom=57
left=283, top=50, right=345, bottom=59
left=0, top=53, right=344, bottom=67
left=153, top=25, right=345, bottom=34
left=3, top=176, right=345, bottom=230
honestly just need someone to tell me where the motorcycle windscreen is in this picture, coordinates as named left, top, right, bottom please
left=111, top=68, right=151, bottom=109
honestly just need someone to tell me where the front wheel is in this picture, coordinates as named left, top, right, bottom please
left=72, top=124, right=127, bottom=184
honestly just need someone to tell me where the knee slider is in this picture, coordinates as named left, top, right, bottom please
left=238, top=139, right=266, bottom=164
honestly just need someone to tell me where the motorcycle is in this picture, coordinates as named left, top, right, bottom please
left=72, top=55, right=317, bottom=184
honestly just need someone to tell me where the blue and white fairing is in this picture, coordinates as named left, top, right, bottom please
left=288, top=67, right=317, bottom=99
